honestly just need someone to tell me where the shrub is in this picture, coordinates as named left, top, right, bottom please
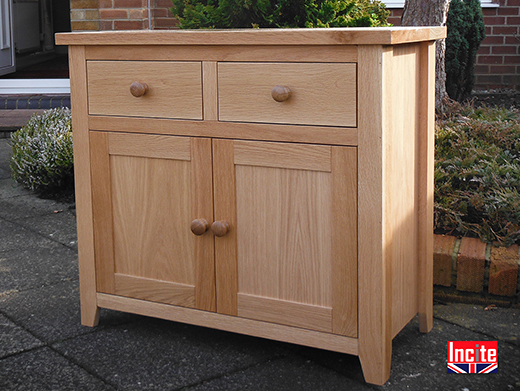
left=10, top=108, right=74, bottom=197
left=170, top=0, right=390, bottom=29
left=445, top=0, right=485, bottom=102
left=435, top=101, right=520, bottom=246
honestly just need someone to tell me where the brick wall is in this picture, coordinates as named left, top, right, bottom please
left=71, top=0, right=178, bottom=31
left=389, top=1, right=520, bottom=91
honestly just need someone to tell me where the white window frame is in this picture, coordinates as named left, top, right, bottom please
left=383, top=0, right=499, bottom=8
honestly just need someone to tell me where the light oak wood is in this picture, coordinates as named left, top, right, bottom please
left=88, top=116, right=359, bottom=146
left=211, top=221, right=230, bottom=237
left=218, top=62, right=356, bottom=127
left=271, top=85, right=291, bottom=102
left=417, top=41, right=436, bottom=333
left=84, top=45, right=359, bottom=63
left=89, top=132, right=116, bottom=294
left=237, top=293, right=332, bottom=333
left=97, top=293, right=359, bottom=355
left=114, top=273, right=196, bottom=307
left=108, top=132, right=191, bottom=160
left=357, top=45, right=393, bottom=385
left=56, top=27, right=446, bottom=47
left=190, top=219, right=209, bottom=236
left=87, top=60, right=203, bottom=119
left=129, top=81, right=148, bottom=97
left=203, top=62, right=218, bottom=121
left=233, top=140, right=331, bottom=172
left=212, top=139, right=238, bottom=316
left=331, top=146, right=357, bottom=337
left=190, top=138, right=216, bottom=311
left=69, top=45, right=100, bottom=327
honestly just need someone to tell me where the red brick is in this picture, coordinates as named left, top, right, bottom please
left=477, top=75, right=504, bottom=84
left=483, top=8, right=499, bottom=16
left=71, top=20, right=100, bottom=31
left=128, top=8, right=145, bottom=19
left=478, top=47, right=491, bottom=55
left=457, top=237, right=487, bottom=293
left=114, top=0, right=144, bottom=8
left=99, top=20, right=113, bottom=30
left=493, top=45, right=518, bottom=54
left=488, top=245, right=519, bottom=296
left=503, top=75, right=520, bottom=86
left=433, top=235, right=456, bottom=287
left=474, top=65, right=490, bottom=74
left=155, top=0, right=173, bottom=7
left=98, top=0, right=113, bottom=8
left=506, top=16, right=520, bottom=24
left=493, top=26, right=519, bottom=35
left=388, top=17, right=402, bottom=26
left=484, top=16, right=506, bottom=25
left=490, top=65, right=517, bottom=73
left=152, top=8, right=168, bottom=17
left=478, top=55, right=504, bottom=64
left=99, top=9, right=127, bottom=19
left=507, top=0, right=520, bottom=6
left=154, top=17, right=179, bottom=28
left=505, top=36, right=520, bottom=44
left=114, top=20, right=144, bottom=29
left=498, top=7, right=520, bottom=15
left=504, top=55, right=520, bottom=64
left=481, top=35, right=505, bottom=45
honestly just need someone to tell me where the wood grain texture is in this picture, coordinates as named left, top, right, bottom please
left=386, top=44, right=420, bottom=338
left=237, top=293, right=332, bottom=333
left=87, top=60, right=203, bottom=119
left=203, top=62, right=218, bottom=121
left=331, top=146, right=358, bottom=337
left=191, top=138, right=216, bottom=311
left=417, top=41, right=435, bottom=333
left=89, top=115, right=358, bottom=146
left=56, top=27, right=446, bottom=47
left=108, top=132, right=191, bottom=160
left=69, top=45, right=100, bottom=327
left=235, top=164, right=332, bottom=307
left=89, top=131, right=115, bottom=295
left=97, top=293, right=359, bottom=355
left=357, top=45, right=392, bottom=386
left=114, top=273, right=196, bottom=307
left=110, top=154, right=194, bottom=285
left=84, top=45, right=358, bottom=63
left=218, top=62, right=356, bottom=127
left=212, top=139, right=238, bottom=316
left=233, top=140, right=332, bottom=172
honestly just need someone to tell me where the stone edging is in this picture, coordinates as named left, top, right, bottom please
left=434, top=235, right=520, bottom=305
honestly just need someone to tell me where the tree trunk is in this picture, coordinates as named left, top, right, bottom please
left=402, top=0, right=451, bottom=109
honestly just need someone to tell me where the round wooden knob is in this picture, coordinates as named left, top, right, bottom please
left=130, top=81, right=148, bottom=97
left=271, top=85, right=291, bottom=102
left=190, top=219, right=209, bottom=236
left=211, top=220, right=230, bottom=237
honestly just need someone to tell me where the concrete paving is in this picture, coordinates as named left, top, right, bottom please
left=1, top=137, right=519, bottom=390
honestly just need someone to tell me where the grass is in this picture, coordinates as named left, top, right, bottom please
left=435, top=100, right=520, bottom=246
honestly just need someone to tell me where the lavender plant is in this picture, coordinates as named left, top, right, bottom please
left=10, top=108, right=74, bottom=196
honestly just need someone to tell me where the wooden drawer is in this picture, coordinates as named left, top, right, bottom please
left=218, top=62, right=357, bottom=127
left=87, top=61, right=203, bottom=120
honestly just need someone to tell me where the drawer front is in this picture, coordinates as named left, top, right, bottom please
left=218, top=62, right=357, bottom=127
left=87, top=61, right=203, bottom=120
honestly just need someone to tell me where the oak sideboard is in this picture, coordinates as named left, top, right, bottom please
left=56, top=27, right=446, bottom=385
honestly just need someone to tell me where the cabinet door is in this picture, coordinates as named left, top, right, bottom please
left=213, top=139, right=357, bottom=337
left=89, top=132, right=215, bottom=311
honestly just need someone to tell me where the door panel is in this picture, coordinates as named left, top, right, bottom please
left=214, top=139, right=358, bottom=336
left=90, top=132, right=215, bottom=311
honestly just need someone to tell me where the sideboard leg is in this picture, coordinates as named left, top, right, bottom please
left=81, top=304, right=100, bottom=327
left=359, top=340, right=392, bottom=386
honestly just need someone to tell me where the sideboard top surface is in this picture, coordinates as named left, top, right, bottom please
left=56, top=27, right=446, bottom=47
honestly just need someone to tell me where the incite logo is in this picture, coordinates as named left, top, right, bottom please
left=447, top=341, right=498, bottom=374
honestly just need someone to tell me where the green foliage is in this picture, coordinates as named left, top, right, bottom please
left=435, top=101, right=520, bottom=246
left=170, top=0, right=390, bottom=29
left=10, top=108, right=74, bottom=197
left=445, top=0, right=486, bottom=102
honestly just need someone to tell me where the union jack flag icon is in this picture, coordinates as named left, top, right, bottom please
left=447, top=363, right=498, bottom=374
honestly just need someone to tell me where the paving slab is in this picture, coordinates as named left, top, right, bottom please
left=53, top=316, right=289, bottom=390
left=434, top=303, right=520, bottom=347
left=0, top=240, right=78, bottom=293
left=0, top=195, right=74, bottom=220
left=0, top=347, right=114, bottom=391
left=0, top=313, right=44, bottom=359
left=187, top=355, right=367, bottom=391
left=0, top=280, right=138, bottom=344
